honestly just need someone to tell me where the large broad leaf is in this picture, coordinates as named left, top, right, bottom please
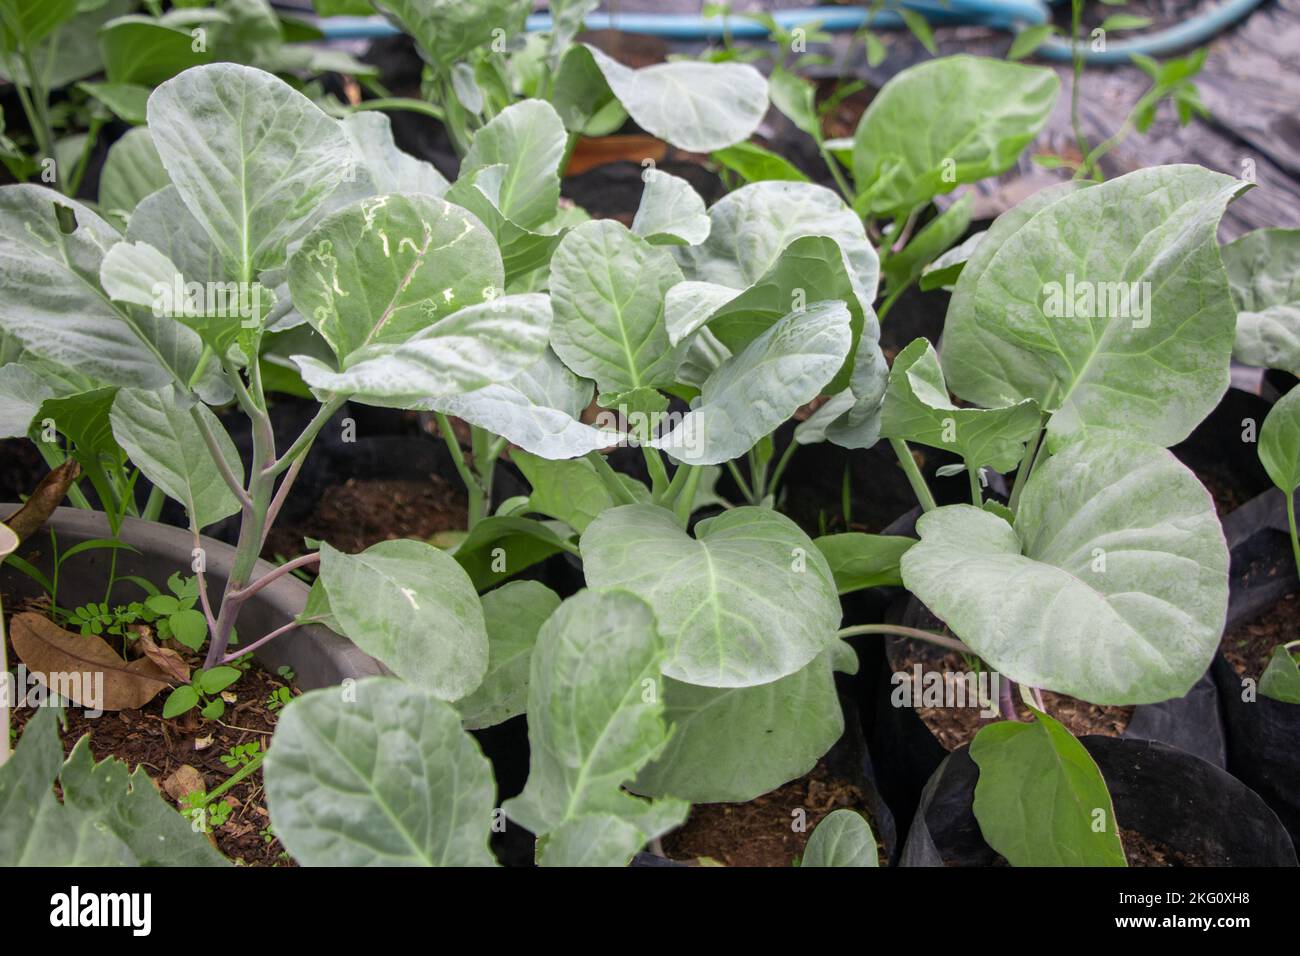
left=0, top=185, right=201, bottom=391
left=514, top=451, right=649, bottom=533
left=293, top=294, right=551, bottom=405
left=456, top=580, right=561, bottom=730
left=59, top=737, right=228, bottom=866
left=536, top=813, right=647, bottom=868
left=632, top=649, right=846, bottom=803
left=941, top=166, right=1244, bottom=450
left=100, top=16, right=213, bottom=86
left=374, top=0, right=529, bottom=68
left=970, top=710, right=1126, bottom=867
left=901, top=438, right=1229, bottom=705
left=147, top=63, right=356, bottom=276
left=341, top=112, right=449, bottom=198
left=287, top=193, right=504, bottom=364
left=880, top=337, right=1041, bottom=472
left=814, top=532, right=915, bottom=593
left=581, top=504, right=841, bottom=688
left=632, top=169, right=710, bottom=246
left=457, top=99, right=566, bottom=229
left=0, top=364, right=55, bottom=438
left=802, top=809, right=880, bottom=867
left=126, top=185, right=225, bottom=288
left=1259, top=384, right=1300, bottom=494
left=425, top=349, right=620, bottom=460
left=851, top=55, right=1058, bottom=217
left=651, top=300, right=852, bottom=466
left=549, top=219, right=684, bottom=394
left=97, top=127, right=168, bottom=227
left=1223, top=228, right=1300, bottom=375
left=264, top=677, right=498, bottom=866
left=578, top=44, right=767, bottom=153
left=110, top=386, right=244, bottom=530
left=501, top=590, right=688, bottom=853
left=445, top=165, right=566, bottom=285
left=318, top=539, right=488, bottom=701
left=675, top=181, right=879, bottom=308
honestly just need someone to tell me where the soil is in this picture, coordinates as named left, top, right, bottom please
left=661, top=759, right=882, bottom=867
left=262, top=475, right=467, bottom=561
left=1221, top=592, right=1298, bottom=680
left=1120, top=828, right=1206, bottom=867
left=6, top=599, right=298, bottom=866
left=889, top=639, right=1134, bottom=752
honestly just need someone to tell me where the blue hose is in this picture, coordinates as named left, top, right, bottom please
left=313, top=1, right=1265, bottom=64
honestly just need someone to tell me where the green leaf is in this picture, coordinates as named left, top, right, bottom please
left=100, top=16, right=212, bottom=86
left=1222, top=228, right=1300, bottom=375
left=264, top=677, right=498, bottom=866
left=550, top=42, right=628, bottom=136
left=163, top=684, right=200, bottom=718
left=1007, top=24, right=1055, bottom=61
left=374, top=0, right=529, bottom=68
left=919, top=229, right=985, bottom=291
left=880, top=338, right=1041, bottom=472
left=97, top=127, right=167, bottom=226
left=77, top=81, right=150, bottom=125
left=0, top=0, right=77, bottom=49
left=514, top=450, right=650, bottom=533
left=631, top=169, right=710, bottom=246
left=1259, top=645, right=1300, bottom=704
left=633, top=649, right=845, bottom=803
left=814, top=532, right=915, bottom=593
left=901, top=438, right=1229, bottom=705
left=579, top=44, right=768, bottom=152
left=1259, top=385, right=1300, bottom=493
left=767, top=66, right=818, bottom=137
left=549, top=219, right=684, bottom=394
left=0, top=0, right=132, bottom=90
left=110, top=386, right=243, bottom=530
left=147, top=63, right=357, bottom=276
left=537, top=813, right=646, bottom=867
left=59, top=736, right=228, bottom=865
left=501, top=590, right=688, bottom=847
left=457, top=99, right=566, bottom=229
left=201, top=698, right=225, bottom=720
left=851, top=55, right=1058, bottom=217
left=899, top=8, right=938, bottom=55
left=36, top=387, right=123, bottom=507
left=198, top=665, right=240, bottom=695
left=1099, top=14, right=1152, bottom=31
left=125, top=185, right=225, bottom=290
left=941, top=165, right=1244, bottom=450
left=0, top=364, right=55, bottom=439
left=288, top=193, right=503, bottom=365
left=651, top=300, right=852, bottom=465
left=169, top=608, right=207, bottom=650
left=456, top=580, right=560, bottom=729
left=970, top=710, right=1126, bottom=866
left=450, top=514, right=572, bottom=590
left=882, top=193, right=973, bottom=293
left=341, top=112, right=448, bottom=198
left=582, top=504, right=841, bottom=687
left=0, top=707, right=65, bottom=862
left=710, top=141, right=810, bottom=184
left=801, top=809, right=879, bottom=867
left=445, top=165, right=567, bottom=285
left=318, top=539, right=488, bottom=700
left=292, top=294, right=552, bottom=405
left=0, top=186, right=204, bottom=391
left=426, top=349, right=619, bottom=460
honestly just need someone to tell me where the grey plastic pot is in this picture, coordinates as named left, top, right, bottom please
left=0, top=505, right=384, bottom=689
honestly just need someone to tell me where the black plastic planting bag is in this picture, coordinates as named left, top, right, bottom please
left=900, top=737, right=1297, bottom=867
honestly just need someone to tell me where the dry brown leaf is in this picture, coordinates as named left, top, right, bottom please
left=136, top=633, right=191, bottom=684
left=3, top=460, right=82, bottom=543
left=10, top=612, right=172, bottom=710
left=194, top=734, right=215, bottom=751
left=162, top=765, right=206, bottom=802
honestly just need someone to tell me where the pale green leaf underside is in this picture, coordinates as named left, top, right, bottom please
left=802, top=809, right=880, bottom=867
left=1223, top=228, right=1300, bottom=375
left=581, top=504, right=841, bottom=688
left=264, top=677, right=498, bottom=866
left=901, top=438, right=1229, bottom=705
left=632, top=169, right=710, bottom=246
left=319, top=539, right=488, bottom=700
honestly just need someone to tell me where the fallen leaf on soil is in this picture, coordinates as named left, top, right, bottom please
left=10, top=612, right=172, bottom=710
left=136, top=633, right=191, bottom=684
left=3, top=460, right=82, bottom=543
left=163, top=765, right=207, bottom=802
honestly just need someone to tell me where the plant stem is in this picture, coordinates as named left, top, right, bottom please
left=348, top=97, right=445, bottom=121
left=190, top=407, right=252, bottom=508
left=141, top=485, right=165, bottom=523
left=890, top=438, right=936, bottom=512
left=767, top=438, right=799, bottom=499
left=876, top=279, right=911, bottom=322
left=65, top=116, right=104, bottom=198
left=270, top=395, right=346, bottom=477
left=219, top=620, right=299, bottom=666
left=0, top=589, right=9, bottom=766
left=967, top=465, right=983, bottom=506
left=836, top=623, right=972, bottom=655
left=202, top=749, right=266, bottom=806
left=435, top=413, right=488, bottom=527
left=586, top=450, right=638, bottom=506
left=1069, top=0, right=1091, bottom=164
left=817, top=137, right=856, bottom=205
left=230, top=552, right=320, bottom=601
left=671, top=464, right=704, bottom=525
left=1287, top=490, right=1300, bottom=581
left=999, top=676, right=1019, bottom=720
left=725, top=459, right=755, bottom=503
left=1007, top=409, right=1048, bottom=516
left=642, top=446, right=669, bottom=498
